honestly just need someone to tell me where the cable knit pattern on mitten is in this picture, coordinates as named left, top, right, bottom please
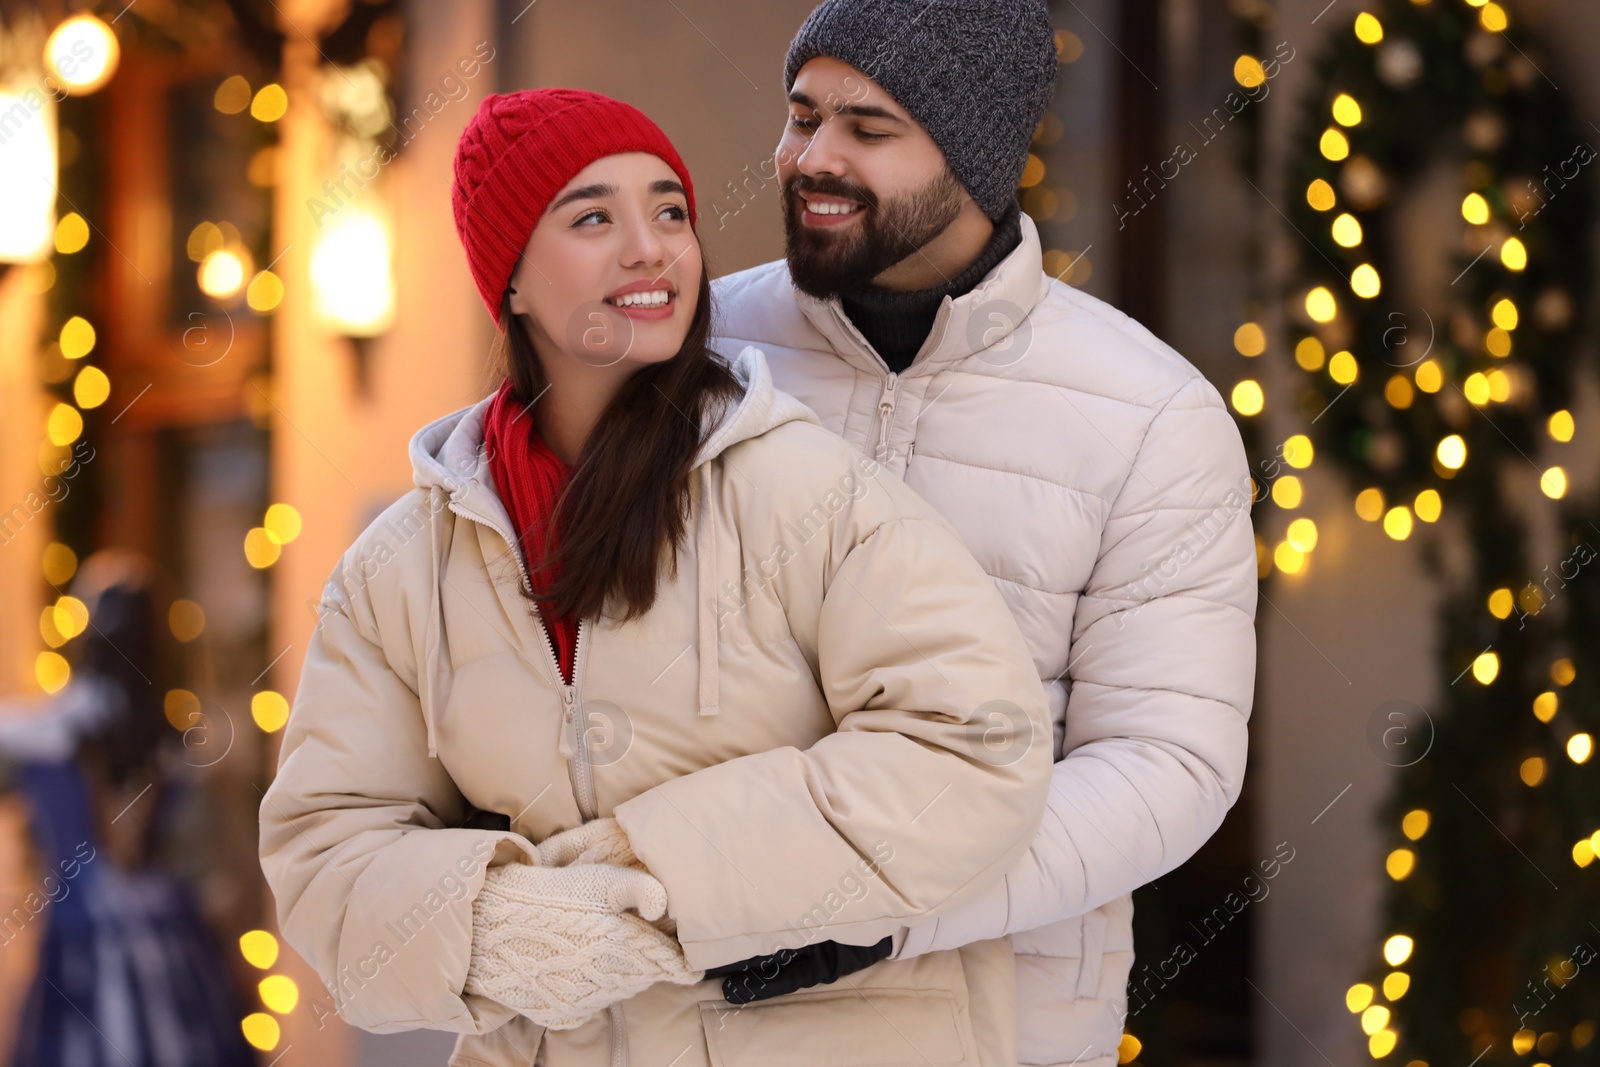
left=465, top=862, right=704, bottom=1030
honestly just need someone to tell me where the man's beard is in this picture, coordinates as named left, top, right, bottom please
left=782, top=168, right=967, bottom=299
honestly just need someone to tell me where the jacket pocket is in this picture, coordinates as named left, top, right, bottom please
left=698, top=990, right=970, bottom=1066
left=449, top=1015, right=546, bottom=1067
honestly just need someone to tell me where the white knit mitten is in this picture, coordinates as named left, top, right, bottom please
left=465, top=861, right=704, bottom=1030
left=536, top=817, right=642, bottom=870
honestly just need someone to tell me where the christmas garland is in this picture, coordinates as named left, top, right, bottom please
left=1278, top=1, right=1596, bottom=1064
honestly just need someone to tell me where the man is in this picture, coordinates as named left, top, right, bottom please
left=707, top=1, right=1259, bottom=1064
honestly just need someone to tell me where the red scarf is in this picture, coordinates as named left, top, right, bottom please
left=483, top=380, right=578, bottom=684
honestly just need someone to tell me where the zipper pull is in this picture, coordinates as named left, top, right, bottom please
left=557, top=687, right=576, bottom=759
left=877, top=374, right=897, bottom=460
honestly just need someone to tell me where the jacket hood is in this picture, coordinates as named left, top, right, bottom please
left=404, top=344, right=820, bottom=756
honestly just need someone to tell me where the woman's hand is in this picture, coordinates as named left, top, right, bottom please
left=465, top=860, right=704, bottom=1030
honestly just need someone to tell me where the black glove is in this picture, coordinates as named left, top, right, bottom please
left=706, top=936, right=894, bottom=1005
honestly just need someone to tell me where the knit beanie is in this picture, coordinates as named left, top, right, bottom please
left=783, top=0, right=1058, bottom=221
left=451, top=89, right=699, bottom=326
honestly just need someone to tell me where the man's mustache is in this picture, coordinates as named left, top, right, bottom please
left=785, top=175, right=879, bottom=212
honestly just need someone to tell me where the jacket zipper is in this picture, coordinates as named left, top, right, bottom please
left=876, top=372, right=898, bottom=464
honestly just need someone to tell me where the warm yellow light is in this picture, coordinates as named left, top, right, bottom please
left=1414, top=489, right=1441, bottom=522
left=1362, top=1005, right=1391, bottom=1035
left=73, top=365, right=110, bottom=409
left=1320, top=128, right=1350, bottom=162
left=54, top=213, right=89, bottom=254
left=1281, top=518, right=1316, bottom=554
left=60, top=316, right=96, bottom=359
left=259, top=974, right=299, bottom=1014
left=251, top=83, right=289, bottom=122
left=1533, top=691, right=1558, bottom=722
left=43, top=543, right=78, bottom=585
left=241, top=1013, right=280, bottom=1051
left=1552, top=658, right=1576, bottom=686
left=215, top=75, right=252, bottom=114
left=1308, top=179, right=1337, bottom=211
left=1283, top=434, right=1314, bottom=468
left=164, top=689, right=200, bottom=731
left=39, top=606, right=67, bottom=648
left=1118, top=1033, right=1143, bottom=1064
left=0, top=89, right=58, bottom=263
left=1329, top=350, right=1360, bottom=384
left=1385, top=848, right=1415, bottom=880
left=36, top=651, right=70, bottom=693
left=1296, top=337, right=1327, bottom=370
left=1333, top=94, right=1363, bottom=126
left=1273, top=475, right=1303, bottom=509
left=168, top=599, right=205, bottom=642
left=1351, top=264, right=1382, bottom=298
left=1332, top=213, right=1364, bottom=247
left=1355, top=12, right=1384, bottom=43
left=1485, top=327, right=1512, bottom=357
left=265, top=503, right=303, bottom=543
left=52, top=596, right=89, bottom=640
left=1020, top=155, right=1045, bottom=188
left=1574, top=840, right=1596, bottom=868
left=1414, top=360, right=1443, bottom=393
left=186, top=221, right=223, bottom=263
left=1234, top=55, right=1267, bottom=88
left=1274, top=541, right=1306, bottom=574
left=1548, top=410, right=1574, bottom=442
left=1512, top=1030, right=1539, bottom=1055
left=200, top=248, right=248, bottom=299
left=1384, top=935, right=1414, bottom=967
left=1436, top=435, right=1466, bottom=470
left=1480, top=2, right=1508, bottom=31
left=1402, top=810, right=1430, bottom=841
left=1520, top=756, right=1546, bottom=786
left=1473, top=651, right=1500, bottom=685
left=1306, top=287, right=1338, bottom=323
left=1369, top=1030, right=1398, bottom=1058
left=47, top=403, right=83, bottom=446
left=252, top=691, right=291, bottom=733
left=1569, top=733, right=1593, bottom=764
left=1502, top=237, right=1528, bottom=271
left=1540, top=467, right=1567, bottom=499
left=1346, top=984, right=1375, bottom=1013
left=1485, top=368, right=1511, bottom=402
left=1231, top=380, right=1265, bottom=416
left=1355, top=488, right=1385, bottom=522
left=1463, top=372, right=1491, bottom=405
left=248, top=270, right=284, bottom=312
left=1462, top=193, right=1490, bottom=225
left=1383, top=972, right=1410, bottom=1001
left=311, top=209, right=396, bottom=336
left=1234, top=322, right=1266, bottom=357
left=244, top=527, right=283, bottom=569
left=1492, top=298, right=1519, bottom=330
left=1383, top=506, right=1413, bottom=541
left=44, top=14, right=120, bottom=95
left=1385, top=375, right=1415, bottom=409
left=1488, top=588, right=1514, bottom=619
left=240, top=930, right=280, bottom=969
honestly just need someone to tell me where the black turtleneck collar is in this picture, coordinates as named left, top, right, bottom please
left=838, top=204, right=1024, bottom=375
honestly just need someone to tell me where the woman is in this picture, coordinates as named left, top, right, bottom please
left=259, top=89, right=1049, bottom=1067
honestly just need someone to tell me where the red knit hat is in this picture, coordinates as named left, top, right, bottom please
left=451, top=89, right=699, bottom=326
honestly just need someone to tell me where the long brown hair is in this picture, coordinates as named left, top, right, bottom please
left=493, top=268, right=743, bottom=624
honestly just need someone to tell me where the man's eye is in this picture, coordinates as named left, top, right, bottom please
left=856, top=130, right=889, bottom=142
left=789, top=116, right=818, bottom=133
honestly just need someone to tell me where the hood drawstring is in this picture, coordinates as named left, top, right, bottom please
left=696, top=465, right=720, bottom=717
left=422, top=485, right=451, bottom=758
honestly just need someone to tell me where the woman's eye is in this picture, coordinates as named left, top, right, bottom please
left=659, top=205, right=689, bottom=222
left=574, top=209, right=608, bottom=227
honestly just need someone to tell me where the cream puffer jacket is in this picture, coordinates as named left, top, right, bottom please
left=711, top=213, right=1259, bottom=1067
left=257, top=345, right=1053, bottom=1067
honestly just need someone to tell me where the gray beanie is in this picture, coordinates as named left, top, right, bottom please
left=783, top=0, right=1058, bottom=221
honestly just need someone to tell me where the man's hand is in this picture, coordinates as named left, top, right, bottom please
left=706, top=936, right=893, bottom=1004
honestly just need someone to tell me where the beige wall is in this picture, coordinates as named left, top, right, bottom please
left=516, top=0, right=824, bottom=276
